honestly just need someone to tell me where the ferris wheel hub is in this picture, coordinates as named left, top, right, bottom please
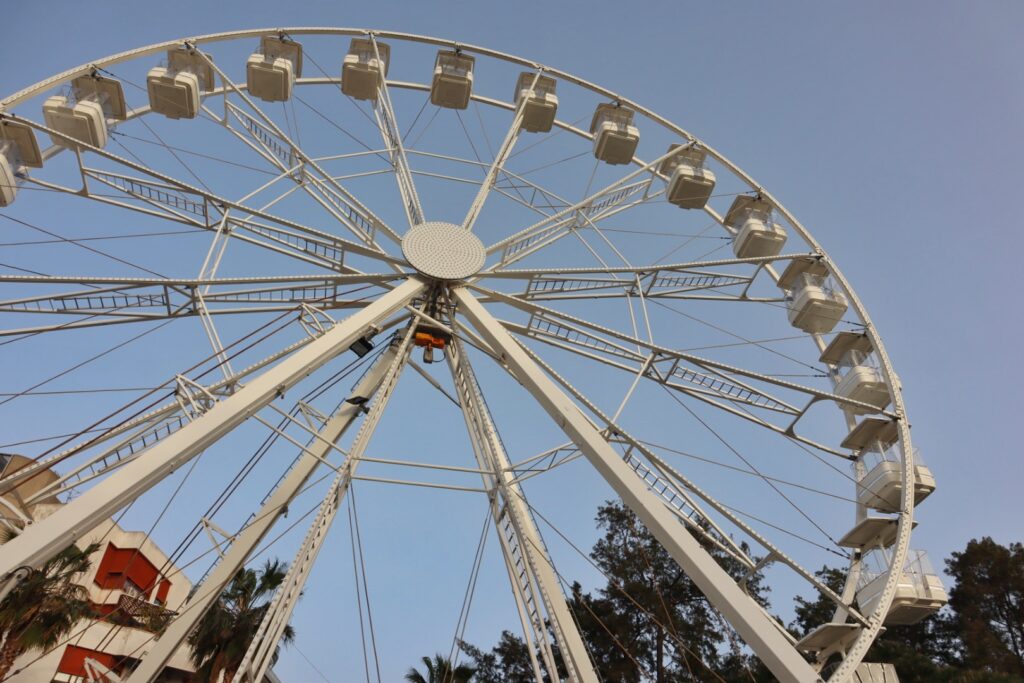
left=401, top=221, right=486, bottom=280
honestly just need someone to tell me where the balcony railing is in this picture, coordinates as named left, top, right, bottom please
left=116, top=593, right=175, bottom=632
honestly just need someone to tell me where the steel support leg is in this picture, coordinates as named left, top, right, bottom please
left=0, top=278, right=424, bottom=581
left=236, top=326, right=416, bottom=683
left=453, top=287, right=822, bottom=683
left=447, top=336, right=598, bottom=683
left=125, top=332, right=411, bottom=683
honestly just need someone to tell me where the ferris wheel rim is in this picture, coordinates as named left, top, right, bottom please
left=0, top=27, right=923, bottom=682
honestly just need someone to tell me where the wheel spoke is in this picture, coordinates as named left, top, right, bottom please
left=0, top=278, right=425, bottom=578
left=367, top=36, right=425, bottom=228
left=460, top=72, right=538, bottom=232
left=10, top=115, right=405, bottom=272
left=0, top=274, right=398, bottom=335
left=483, top=146, right=680, bottom=270
left=474, top=283, right=891, bottom=421
left=197, top=51, right=403, bottom=248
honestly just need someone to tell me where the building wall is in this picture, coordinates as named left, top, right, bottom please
left=3, top=512, right=197, bottom=682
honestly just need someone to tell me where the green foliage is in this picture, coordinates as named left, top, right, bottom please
left=404, top=653, right=476, bottom=683
left=458, top=512, right=1024, bottom=682
left=0, top=541, right=100, bottom=679
left=187, top=558, right=295, bottom=683
left=463, top=501, right=771, bottom=682
left=460, top=632, right=539, bottom=683
left=944, top=538, right=1024, bottom=676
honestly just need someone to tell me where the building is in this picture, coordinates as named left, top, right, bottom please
left=0, top=454, right=273, bottom=683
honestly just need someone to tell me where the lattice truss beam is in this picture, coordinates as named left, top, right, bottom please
left=0, top=29, right=921, bottom=683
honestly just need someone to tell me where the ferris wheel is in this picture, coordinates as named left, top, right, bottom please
left=0, top=28, right=946, bottom=683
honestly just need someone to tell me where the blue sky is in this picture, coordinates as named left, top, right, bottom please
left=1, top=2, right=1022, bottom=681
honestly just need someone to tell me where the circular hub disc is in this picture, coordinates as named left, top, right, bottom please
left=401, top=221, right=486, bottom=281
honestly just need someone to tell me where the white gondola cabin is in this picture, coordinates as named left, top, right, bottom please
left=821, top=332, right=892, bottom=415
left=514, top=72, right=558, bottom=133
left=659, top=144, right=715, bottom=209
left=42, top=96, right=107, bottom=150
left=590, top=103, right=639, bottom=165
left=725, top=195, right=787, bottom=258
left=342, top=38, right=390, bottom=101
left=430, top=50, right=474, bottom=110
left=147, top=48, right=215, bottom=119
left=777, top=257, right=848, bottom=334
left=247, top=35, right=303, bottom=102
left=42, top=73, right=126, bottom=151
left=857, top=549, right=948, bottom=625
left=0, top=152, right=14, bottom=208
left=843, top=418, right=936, bottom=513
left=0, top=120, right=43, bottom=207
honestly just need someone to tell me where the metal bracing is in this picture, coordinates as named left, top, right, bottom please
left=453, top=287, right=822, bottom=683
left=0, top=314, right=347, bottom=502
left=369, top=35, right=425, bottom=228
left=213, top=100, right=393, bottom=251
left=483, top=146, right=679, bottom=271
left=0, top=278, right=424, bottom=582
left=236, top=317, right=418, bottom=683
left=197, top=49, right=402, bottom=249
left=446, top=335, right=598, bottom=683
left=126, top=326, right=413, bottom=683
left=477, top=284, right=893, bottom=420
left=8, top=115, right=402, bottom=273
left=194, top=211, right=236, bottom=377
left=517, top=340, right=868, bottom=628
left=0, top=29, right=926, bottom=681
left=486, top=178, right=658, bottom=272
left=460, top=72, right=535, bottom=232
left=0, top=273, right=398, bottom=335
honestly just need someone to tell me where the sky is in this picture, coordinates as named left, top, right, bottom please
left=1, top=2, right=1022, bottom=681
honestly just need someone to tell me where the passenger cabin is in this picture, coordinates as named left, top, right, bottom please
left=659, top=144, right=715, bottom=209
left=590, top=103, right=639, bottom=165
left=838, top=516, right=914, bottom=552
left=247, top=35, right=303, bottom=102
left=147, top=48, right=215, bottom=119
left=42, top=97, right=107, bottom=149
left=515, top=72, right=558, bottom=133
left=857, top=549, right=948, bottom=625
left=725, top=195, right=787, bottom=258
left=821, top=332, right=891, bottom=415
left=842, top=417, right=936, bottom=513
left=42, top=75, right=125, bottom=151
left=777, top=257, right=848, bottom=334
left=430, top=50, right=474, bottom=110
left=342, top=38, right=390, bottom=101
left=0, top=120, right=43, bottom=207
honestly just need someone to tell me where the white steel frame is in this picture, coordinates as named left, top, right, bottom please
left=0, top=28, right=925, bottom=683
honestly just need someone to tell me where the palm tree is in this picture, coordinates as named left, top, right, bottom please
left=0, top=541, right=99, bottom=679
left=187, top=559, right=295, bottom=683
left=405, top=653, right=476, bottom=683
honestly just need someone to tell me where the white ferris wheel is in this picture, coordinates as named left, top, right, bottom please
left=0, top=28, right=946, bottom=683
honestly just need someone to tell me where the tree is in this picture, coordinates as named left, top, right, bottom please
left=790, top=565, right=847, bottom=637
left=581, top=501, right=770, bottom=682
left=460, top=631, right=538, bottom=683
left=790, top=545, right=1024, bottom=683
left=945, top=538, right=1024, bottom=676
left=404, top=653, right=476, bottom=683
left=0, top=541, right=99, bottom=679
left=187, top=559, right=295, bottom=683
